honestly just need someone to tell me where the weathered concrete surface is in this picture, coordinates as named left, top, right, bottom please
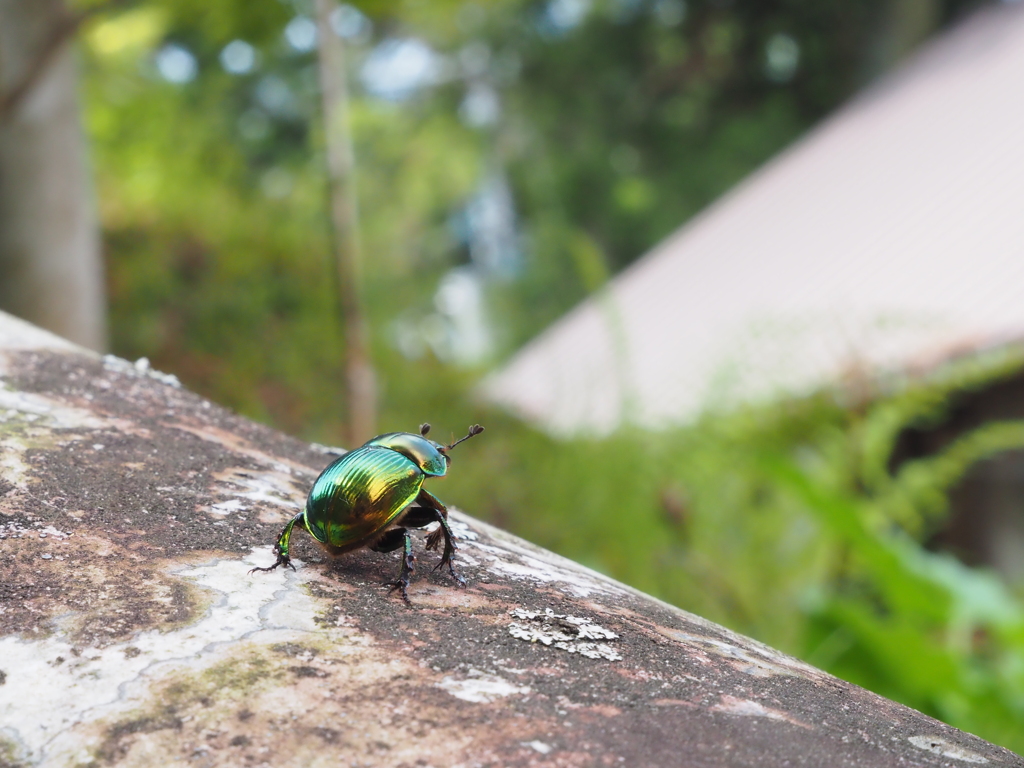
left=0, top=309, right=1020, bottom=768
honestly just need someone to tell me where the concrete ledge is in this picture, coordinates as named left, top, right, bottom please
left=0, top=310, right=1019, bottom=767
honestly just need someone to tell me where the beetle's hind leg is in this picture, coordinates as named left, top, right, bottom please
left=249, top=512, right=302, bottom=574
left=409, top=490, right=466, bottom=587
left=427, top=515, right=465, bottom=586
left=372, top=527, right=414, bottom=604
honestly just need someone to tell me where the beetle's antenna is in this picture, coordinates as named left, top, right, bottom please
left=420, top=423, right=431, bottom=437
left=444, top=424, right=484, bottom=452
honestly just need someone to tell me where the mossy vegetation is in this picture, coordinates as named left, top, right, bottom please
left=91, top=651, right=280, bottom=766
left=0, top=736, right=28, bottom=768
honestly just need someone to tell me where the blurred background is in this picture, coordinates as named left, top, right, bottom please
left=4, top=0, right=1024, bottom=751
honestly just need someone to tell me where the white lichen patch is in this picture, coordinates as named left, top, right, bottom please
left=437, top=671, right=531, bottom=703
left=908, top=736, right=989, bottom=764
left=711, top=695, right=809, bottom=728
left=523, top=740, right=553, bottom=754
left=0, top=437, right=33, bottom=490
left=210, top=498, right=247, bottom=515
left=0, top=547, right=318, bottom=764
left=0, top=521, right=72, bottom=540
left=0, top=381, right=132, bottom=499
left=0, top=386, right=112, bottom=432
left=101, top=354, right=181, bottom=388
left=508, top=608, right=622, bottom=661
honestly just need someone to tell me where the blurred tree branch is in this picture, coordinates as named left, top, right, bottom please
left=0, top=0, right=132, bottom=124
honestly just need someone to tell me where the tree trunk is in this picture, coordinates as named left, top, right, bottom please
left=0, top=0, right=107, bottom=351
left=314, top=0, right=376, bottom=445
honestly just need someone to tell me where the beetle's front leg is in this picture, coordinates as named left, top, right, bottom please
left=249, top=512, right=303, bottom=574
left=372, top=527, right=415, bottom=604
left=415, top=489, right=466, bottom=587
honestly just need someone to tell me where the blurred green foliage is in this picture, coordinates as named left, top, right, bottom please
left=76, top=0, right=1024, bottom=753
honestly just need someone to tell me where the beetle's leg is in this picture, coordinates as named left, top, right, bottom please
left=249, top=512, right=303, bottom=574
left=372, top=527, right=414, bottom=605
left=414, top=489, right=466, bottom=587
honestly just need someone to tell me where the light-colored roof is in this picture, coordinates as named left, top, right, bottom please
left=483, top=2, right=1024, bottom=435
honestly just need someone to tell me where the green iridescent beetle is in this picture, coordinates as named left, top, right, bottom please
left=250, top=423, right=483, bottom=601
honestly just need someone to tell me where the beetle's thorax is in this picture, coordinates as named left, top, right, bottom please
left=363, top=432, right=448, bottom=477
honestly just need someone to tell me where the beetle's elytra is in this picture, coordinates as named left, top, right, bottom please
left=250, top=423, right=484, bottom=602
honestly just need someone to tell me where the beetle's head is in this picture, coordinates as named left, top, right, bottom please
left=420, top=423, right=485, bottom=469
